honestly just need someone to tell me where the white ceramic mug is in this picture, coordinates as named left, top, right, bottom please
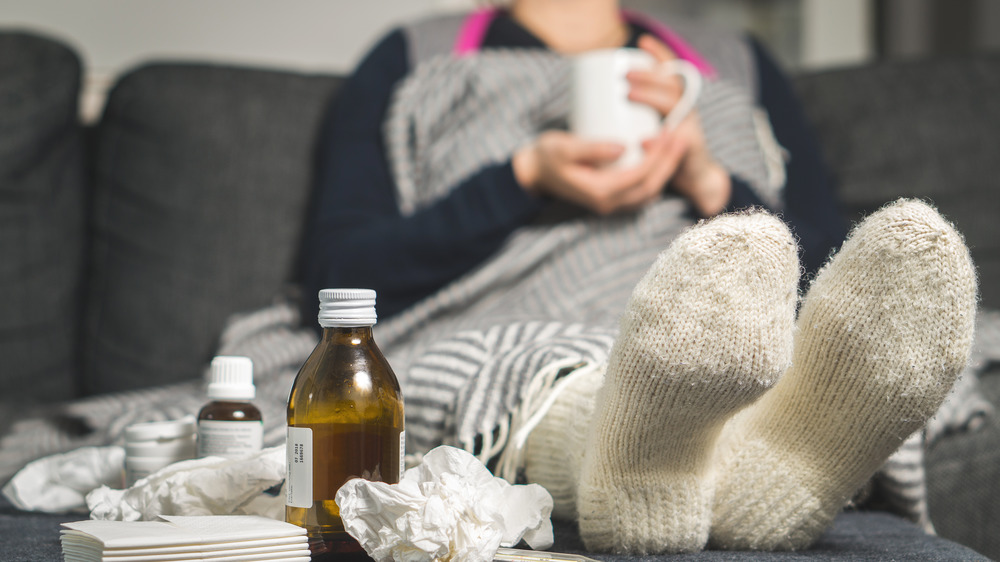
left=570, top=48, right=702, bottom=168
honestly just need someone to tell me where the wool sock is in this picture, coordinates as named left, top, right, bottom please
left=709, top=199, right=978, bottom=550
left=572, top=211, right=800, bottom=554
left=522, top=362, right=606, bottom=521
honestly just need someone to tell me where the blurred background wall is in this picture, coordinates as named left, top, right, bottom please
left=875, top=0, right=1000, bottom=59
left=1, top=0, right=998, bottom=122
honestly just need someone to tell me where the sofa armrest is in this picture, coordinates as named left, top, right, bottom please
left=0, top=30, right=86, bottom=403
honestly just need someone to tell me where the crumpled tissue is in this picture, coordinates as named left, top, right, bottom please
left=336, top=445, right=554, bottom=562
left=86, top=446, right=285, bottom=521
left=2, top=446, right=126, bottom=513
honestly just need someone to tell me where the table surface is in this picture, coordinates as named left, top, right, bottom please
left=0, top=496, right=988, bottom=562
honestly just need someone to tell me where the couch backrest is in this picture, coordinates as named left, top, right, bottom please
left=794, top=55, right=1000, bottom=308
left=82, top=63, right=342, bottom=394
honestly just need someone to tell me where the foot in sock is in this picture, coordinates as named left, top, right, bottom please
left=709, top=199, right=977, bottom=550
left=575, top=212, right=800, bottom=554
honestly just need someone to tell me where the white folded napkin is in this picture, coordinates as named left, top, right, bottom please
left=60, top=515, right=309, bottom=562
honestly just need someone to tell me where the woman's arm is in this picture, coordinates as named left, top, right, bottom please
left=299, top=30, right=545, bottom=321
left=725, top=36, right=848, bottom=278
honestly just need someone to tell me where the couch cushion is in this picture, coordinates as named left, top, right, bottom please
left=926, top=367, right=1000, bottom=561
left=84, top=63, right=341, bottom=394
left=0, top=497, right=989, bottom=562
left=0, top=30, right=86, bottom=403
left=793, top=55, right=1000, bottom=308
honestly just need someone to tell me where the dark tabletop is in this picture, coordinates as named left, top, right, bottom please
left=0, top=495, right=988, bottom=562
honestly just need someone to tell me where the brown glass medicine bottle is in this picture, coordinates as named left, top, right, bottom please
left=197, top=356, right=263, bottom=459
left=286, top=289, right=404, bottom=561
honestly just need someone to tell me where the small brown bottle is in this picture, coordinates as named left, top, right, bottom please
left=286, top=289, right=404, bottom=560
left=197, top=356, right=263, bottom=459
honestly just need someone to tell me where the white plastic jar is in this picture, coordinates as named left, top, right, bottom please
left=123, top=417, right=197, bottom=487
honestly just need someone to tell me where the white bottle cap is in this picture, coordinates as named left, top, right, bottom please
left=207, top=356, right=256, bottom=400
left=124, top=417, right=196, bottom=443
left=318, top=288, right=377, bottom=328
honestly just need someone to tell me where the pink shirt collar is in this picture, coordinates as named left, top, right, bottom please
left=453, top=7, right=717, bottom=78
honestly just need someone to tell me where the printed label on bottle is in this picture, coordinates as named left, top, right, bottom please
left=399, top=430, right=406, bottom=481
left=286, top=426, right=313, bottom=508
left=197, top=420, right=263, bottom=459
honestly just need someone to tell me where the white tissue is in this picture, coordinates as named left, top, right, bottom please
left=336, top=445, right=554, bottom=562
left=86, top=446, right=285, bottom=521
left=2, top=446, right=125, bottom=513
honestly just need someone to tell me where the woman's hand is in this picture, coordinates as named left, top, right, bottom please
left=513, top=34, right=731, bottom=218
left=627, top=34, right=732, bottom=217
left=513, top=130, right=667, bottom=215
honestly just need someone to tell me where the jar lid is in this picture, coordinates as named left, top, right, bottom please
left=124, top=417, right=196, bottom=443
left=207, top=356, right=255, bottom=400
left=318, top=288, right=377, bottom=327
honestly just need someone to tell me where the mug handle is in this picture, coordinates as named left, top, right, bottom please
left=658, top=59, right=703, bottom=131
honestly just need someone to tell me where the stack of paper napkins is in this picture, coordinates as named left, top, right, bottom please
left=60, top=515, right=310, bottom=561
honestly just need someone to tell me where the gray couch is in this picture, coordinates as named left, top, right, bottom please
left=1, top=29, right=998, bottom=561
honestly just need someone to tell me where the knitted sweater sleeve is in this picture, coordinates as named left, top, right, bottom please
left=299, top=29, right=545, bottom=321
left=724, top=37, right=848, bottom=278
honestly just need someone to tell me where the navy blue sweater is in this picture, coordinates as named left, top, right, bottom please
left=299, top=14, right=847, bottom=322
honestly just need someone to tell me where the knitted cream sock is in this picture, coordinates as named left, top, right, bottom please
left=574, top=212, right=800, bottom=554
left=709, top=199, right=978, bottom=550
left=522, top=363, right=606, bottom=521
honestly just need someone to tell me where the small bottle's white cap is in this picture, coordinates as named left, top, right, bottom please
left=207, top=355, right=255, bottom=400
left=124, top=416, right=196, bottom=443
left=318, top=288, right=377, bottom=328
